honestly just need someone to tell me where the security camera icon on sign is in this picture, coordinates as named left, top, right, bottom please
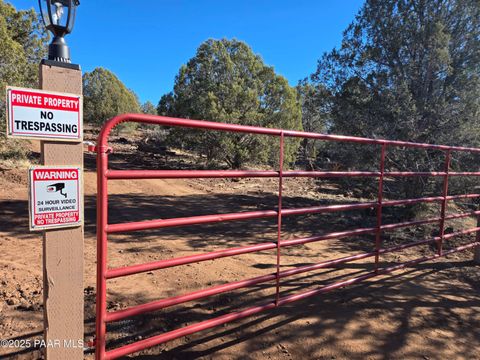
left=47, top=183, right=67, bottom=198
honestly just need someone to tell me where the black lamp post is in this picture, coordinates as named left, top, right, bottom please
left=39, top=0, right=80, bottom=68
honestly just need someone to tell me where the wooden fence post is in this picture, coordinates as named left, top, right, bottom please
left=39, top=61, right=84, bottom=359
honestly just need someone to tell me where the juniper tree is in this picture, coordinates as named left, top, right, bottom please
left=309, top=0, right=480, bottom=197
left=83, top=67, right=141, bottom=129
left=158, top=39, right=302, bottom=169
left=0, top=1, right=48, bottom=160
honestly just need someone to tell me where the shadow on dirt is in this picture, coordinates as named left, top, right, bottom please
left=2, top=151, right=479, bottom=359
left=88, top=260, right=480, bottom=360
left=3, top=258, right=479, bottom=360
left=0, top=186, right=470, bottom=259
left=5, top=179, right=443, bottom=249
left=0, top=262, right=478, bottom=359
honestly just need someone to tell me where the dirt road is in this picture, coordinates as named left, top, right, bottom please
left=0, top=147, right=479, bottom=360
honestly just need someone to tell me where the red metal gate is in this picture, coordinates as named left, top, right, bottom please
left=95, top=114, right=480, bottom=359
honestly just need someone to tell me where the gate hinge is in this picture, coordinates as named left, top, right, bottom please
left=83, top=141, right=113, bottom=154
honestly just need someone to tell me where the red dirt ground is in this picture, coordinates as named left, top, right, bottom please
left=0, top=139, right=479, bottom=360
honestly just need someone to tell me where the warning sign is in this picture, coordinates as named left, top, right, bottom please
left=6, top=86, right=82, bottom=141
left=29, top=166, right=82, bottom=231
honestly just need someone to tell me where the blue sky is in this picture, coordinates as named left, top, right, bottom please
left=9, top=1, right=364, bottom=104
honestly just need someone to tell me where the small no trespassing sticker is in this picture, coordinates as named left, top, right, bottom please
left=29, top=166, right=83, bottom=231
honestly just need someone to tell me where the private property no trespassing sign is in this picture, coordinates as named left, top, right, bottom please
left=29, top=166, right=83, bottom=231
left=6, top=86, right=82, bottom=141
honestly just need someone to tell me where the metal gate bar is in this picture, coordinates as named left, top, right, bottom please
left=105, top=225, right=480, bottom=323
left=105, top=209, right=480, bottom=280
left=96, top=114, right=480, bottom=360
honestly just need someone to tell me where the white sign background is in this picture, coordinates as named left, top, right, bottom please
left=29, top=166, right=83, bottom=231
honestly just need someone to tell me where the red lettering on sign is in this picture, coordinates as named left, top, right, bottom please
left=33, top=169, right=79, bottom=181
left=10, top=89, right=80, bottom=112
